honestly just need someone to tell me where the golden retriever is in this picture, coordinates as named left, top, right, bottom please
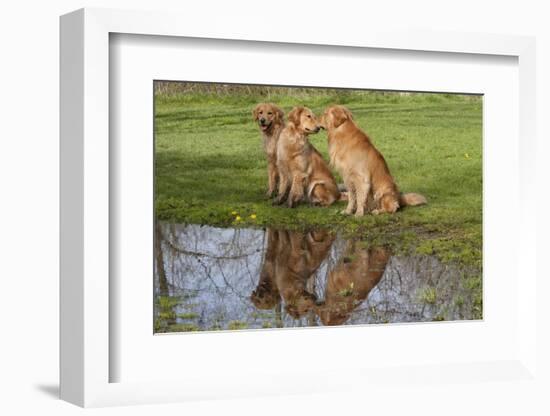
left=316, top=243, right=390, bottom=326
left=273, top=229, right=335, bottom=319
left=320, top=105, right=427, bottom=216
left=253, top=103, right=285, bottom=197
left=275, top=106, right=340, bottom=207
left=250, top=228, right=281, bottom=310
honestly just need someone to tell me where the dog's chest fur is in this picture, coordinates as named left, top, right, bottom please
left=262, top=124, right=283, bottom=162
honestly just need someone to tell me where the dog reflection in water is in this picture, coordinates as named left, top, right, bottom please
left=316, top=242, right=390, bottom=326
left=250, top=229, right=334, bottom=318
left=250, top=229, right=281, bottom=310
left=250, top=229, right=390, bottom=325
left=276, top=229, right=335, bottom=319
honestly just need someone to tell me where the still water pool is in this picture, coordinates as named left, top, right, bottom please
left=154, top=222, right=480, bottom=333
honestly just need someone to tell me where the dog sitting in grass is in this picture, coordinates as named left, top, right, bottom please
left=320, top=105, right=427, bottom=216
left=253, top=103, right=286, bottom=197
left=275, top=106, right=341, bottom=207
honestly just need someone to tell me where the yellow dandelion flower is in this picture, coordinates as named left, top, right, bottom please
left=235, top=216, right=241, bottom=221
left=250, top=214, right=257, bottom=219
left=464, top=153, right=470, bottom=159
left=231, top=211, right=238, bottom=215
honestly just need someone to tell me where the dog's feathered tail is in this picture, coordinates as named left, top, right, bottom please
left=307, top=180, right=324, bottom=201
left=399, top=192, right=427, bottom=207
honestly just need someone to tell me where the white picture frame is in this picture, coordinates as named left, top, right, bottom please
left=60, top=7, right=538, bottom=408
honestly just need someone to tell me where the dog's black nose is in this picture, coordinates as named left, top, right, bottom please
left=260, top=118, right=266, bottom=124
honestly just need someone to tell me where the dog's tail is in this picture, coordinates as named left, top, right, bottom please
left=307, top=180, right=324, bottom=201
left=399, top=192, right=427, bottom=207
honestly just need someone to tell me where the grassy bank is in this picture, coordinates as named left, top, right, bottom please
left=154, top=86, right=482, bottom=271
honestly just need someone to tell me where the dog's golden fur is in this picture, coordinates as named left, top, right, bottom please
left=253, top=103, right=285, bottom=196
left=250, top=229, right=281, bottom=310
left=273, top=229, right=335, bottom=319
left=316, top=243, right=390, bottom=326
left=320, top=105, right=427, bottom=216
left=276, top=106, right=340, bottom=207
left=251, top=228, right=335, bottom=318
left=308, top=148, right=342, bottom=206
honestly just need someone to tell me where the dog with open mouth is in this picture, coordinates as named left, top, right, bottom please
left=253, top=103, right=286, bottom=197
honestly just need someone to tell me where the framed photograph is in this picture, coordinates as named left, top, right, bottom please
left=60, top=8, right=538, bottom=407
left=152, top=81, right=482, bottom=334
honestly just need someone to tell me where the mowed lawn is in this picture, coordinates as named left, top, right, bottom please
left=155, top=90, right=482, bottom=268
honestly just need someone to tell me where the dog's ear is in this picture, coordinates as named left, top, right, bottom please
left=252, top=104, right=261, bottom=121
left=331, top=106, right=353, bottom=128
left=274, top=106, right=285, bottom=123
left=342, top=106, right=354, bottom=121
left=287, top=106, right=304, bottom=127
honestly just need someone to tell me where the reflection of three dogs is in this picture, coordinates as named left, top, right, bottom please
left=250, top=228, right=391, bottom=326
left=253, top=103, right=427, bottom=216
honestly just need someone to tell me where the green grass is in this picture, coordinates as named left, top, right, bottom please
left=154, top=88, right=482, bottom=271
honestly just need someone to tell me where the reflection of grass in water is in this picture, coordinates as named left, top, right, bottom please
left=337, top=282, right=355, bottom=297
left=157, top=295, right=184, bottom=309
left=177, top=312, right=199, bottom=320
left=155, top=294, right=201, bottom=333
left=158, top=310, right=176, bottom=320
left=227, top=321, right=248, bottom=330
left=464, top=275, right=483, bottom=319
left=418, top=287, right=437, bottom=304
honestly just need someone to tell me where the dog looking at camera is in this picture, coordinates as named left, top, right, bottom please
left=253, top=103, right=285, bottom=197
left=320, top=105, right=427, bottom=216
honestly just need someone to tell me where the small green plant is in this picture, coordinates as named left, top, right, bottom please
left=167, top=323, right=199, bottom=332
left=177, top=312, right=199, bottom=320
left=419, top=287, right=437, bottom=304
left=227, top=321, right=248, bottom=330
left=337, top=282, right=355, bottom=297
left=157, top=295, right=183, bottom=309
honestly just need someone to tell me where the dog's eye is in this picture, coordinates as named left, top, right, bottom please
left=259, top=111, right=263, bottom=114
left=268, top=112, right=272, bottom=115
left=307, top=115, right=312, bottom=118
